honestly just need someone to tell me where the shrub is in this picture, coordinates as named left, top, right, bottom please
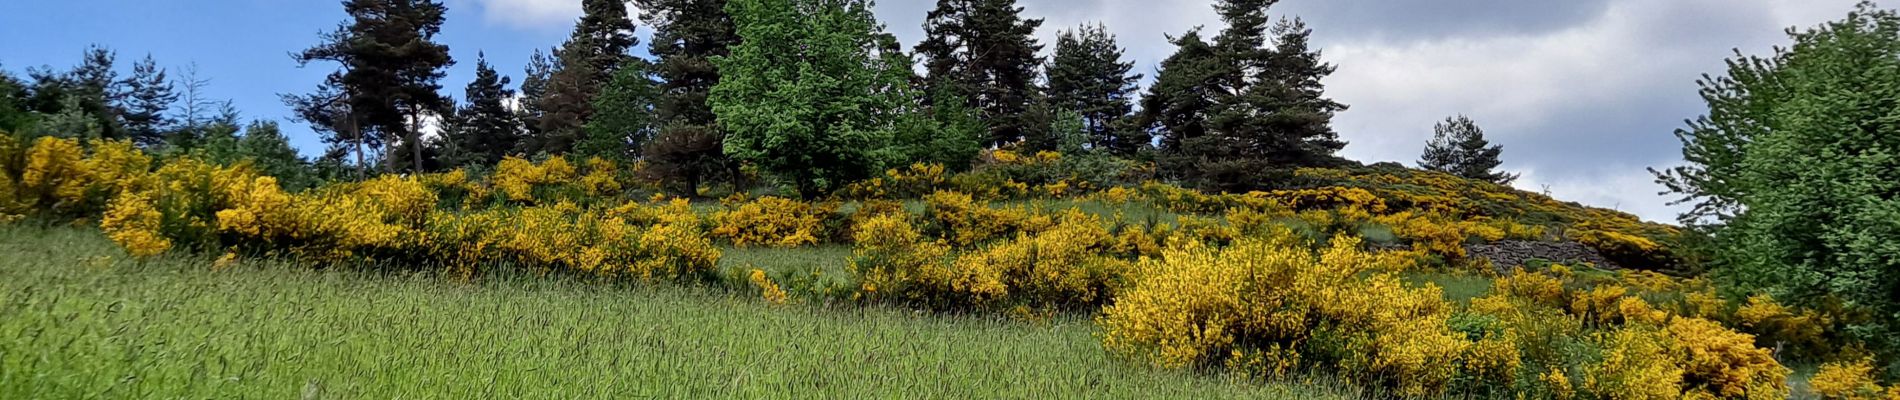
left=1668, top=317, right=1789, bottom=398
left=1810, top=358, right=1889, bottom=400
left=1099, top=235, right=1468, bottom=397
left=100, top=193, right=170, bottom=258
left=1583, top=327, right=1685, bottom=400
left=711, top=196, right=832, bottom=248
left=938, top=211, right=1122, bottom=309
left=847, top=213, right=951, bottom=304
left=921, top=191, right=1051, bottom=246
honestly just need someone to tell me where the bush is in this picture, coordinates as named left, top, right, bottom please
left=711, top=196, right=833, bottom=248
left=1810, top=358, right=1890, bottom=400
left=1099, top=235, right=1470, bottom=397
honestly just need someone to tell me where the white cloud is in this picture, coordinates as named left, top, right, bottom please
left=466, top=0, right=581, bottom=29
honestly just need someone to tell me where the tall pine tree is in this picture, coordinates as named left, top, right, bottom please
left=288, top=0, right=454, bottom=173
left=638, top=0, right=740, bottom=194
left=533, top=0, right=639, bottom=155
left=1139, top=29, right=1220, bottom=154
left=119, top=54, right=177, bottom=148
left=1151, top=0, right=1346, bottom=190
left=916, top=0, right=1045, bottom=147
left=1046, top=23, right=1143, bottom=156
left=443, top=53, right=522, bottom=167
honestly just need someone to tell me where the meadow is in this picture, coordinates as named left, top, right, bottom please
left=0, top=224, right=1357, bottom=399
left=3, top=134, right=1894, bottom=399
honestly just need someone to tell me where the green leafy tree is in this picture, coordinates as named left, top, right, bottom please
left=1655, top=2, right=1900, bottom=369
left=1419, top=115, right=1516, bottom=185
left=916, top=0, right=1046, bottom=147
left=579, top=64, right=659, bottom=161
left=534, top=0, right=640, bottom=155
left=33, top=96, right=102, bottom=140
left=712, top=0, right=909, bottom=198
left=1046, top=23, right=1143, bottom=156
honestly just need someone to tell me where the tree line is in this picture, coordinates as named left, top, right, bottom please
left=0, top=0, right=1521, bottom=197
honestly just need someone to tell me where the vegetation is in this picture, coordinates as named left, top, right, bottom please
left=0, top=225, right=1356, bottom=399
left=5, top=0, right=1900, bottom=396
left=1419, top=115, right=1517, bottom=185
left=1656, top=1, right=1900, bottom=375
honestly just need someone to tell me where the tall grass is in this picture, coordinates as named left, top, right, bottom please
left=0, top=224, right=1355, bottom=398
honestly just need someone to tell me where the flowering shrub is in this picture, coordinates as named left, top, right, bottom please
left=579, top=157, right=623, bottom=197
left=848, top=213, right=951, bottom=304
left=1100, top=235, right=1471, bottom=397
left=711, top=196, right=834, bottom=248
left=491, top=156, right=577, bottom=203
left=100, top=193, right=170, bottom=258
left=841, top=163, right=947, bottom=199
left=749, top=269, right=789, bottom=305
left=937, top=211, right=1122, bottom=309
left=20, top=136, right=89, bottom=213
left=1810, top=358, right=1890, bottom=400
left=1666, top=317, right=1788, bottom=398
left=1583, top=326, right=1685, bottom=400
left=921, top=191, right=1052, bottom=246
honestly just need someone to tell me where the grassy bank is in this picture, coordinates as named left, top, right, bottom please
left=0, top=224, right=1351, bottom=399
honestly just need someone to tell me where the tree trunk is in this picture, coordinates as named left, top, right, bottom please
left=410, top=110, right=424, bottom=173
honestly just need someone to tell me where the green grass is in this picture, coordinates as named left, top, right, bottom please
left=0, top=224, right=1355, bottom=398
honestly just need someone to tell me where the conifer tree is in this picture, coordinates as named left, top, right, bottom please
left=1149, top=0, right=1347, bottom=190
left=289, top=0, right=454, bottom=173
left=916, top=0, right=1046, bottom=147
left=534, top=0, right=640, bottom=155
left=119, top=54, right=177, bottom=148
left=444, top=53, right=521, bottom=167
left=0, top=67, right=30, bottom=133
left=1139, top=29, right=1220, bottom=153
left=1047, top=23, right=1143, bottom=156
left=1419, top=115, right=1516, bottom=185
left=517, top=48, right=556, bottom=155
left=637, top=0, right=740, bottom=194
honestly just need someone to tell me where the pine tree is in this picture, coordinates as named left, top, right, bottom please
left=171, top=64, right=218, bottom=148
left=1046, top=23, right=1143, bottom=156
left=119, top=54, right=177, bottom=148
left=517, top=47, right=556, bottom=155
left=638, top=0, right=740, bottom=194
left=444, top=53, right=521, bottom=167
left=27, top=46, right=129, bottom=140
left=1139, top=29, right=1220, bottom=154
left=0, top=66, right=36, bottom=134
left=1419, top=115, right=1516, bottom=185
left=1153, top=1, right=1347, bottom=190
left=289, top=0, right=455, bottom=173
left=1207, top=18, right=1346, bottom=168
left=534, top=0, right=640, bottom=155
left=916, top=0, right=1046, bottom=147
left=713, top=0, right=911, bottom=198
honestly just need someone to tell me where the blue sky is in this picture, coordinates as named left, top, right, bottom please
left=0, top=0, right=582, bottom=157
left=0, top=0, right=1869, bottom=222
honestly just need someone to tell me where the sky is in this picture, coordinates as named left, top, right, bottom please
left=0, top=0, right=1868, bottom=223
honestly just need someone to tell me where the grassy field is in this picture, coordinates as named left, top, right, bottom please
left=0, top=224, right=1358, bottom=399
